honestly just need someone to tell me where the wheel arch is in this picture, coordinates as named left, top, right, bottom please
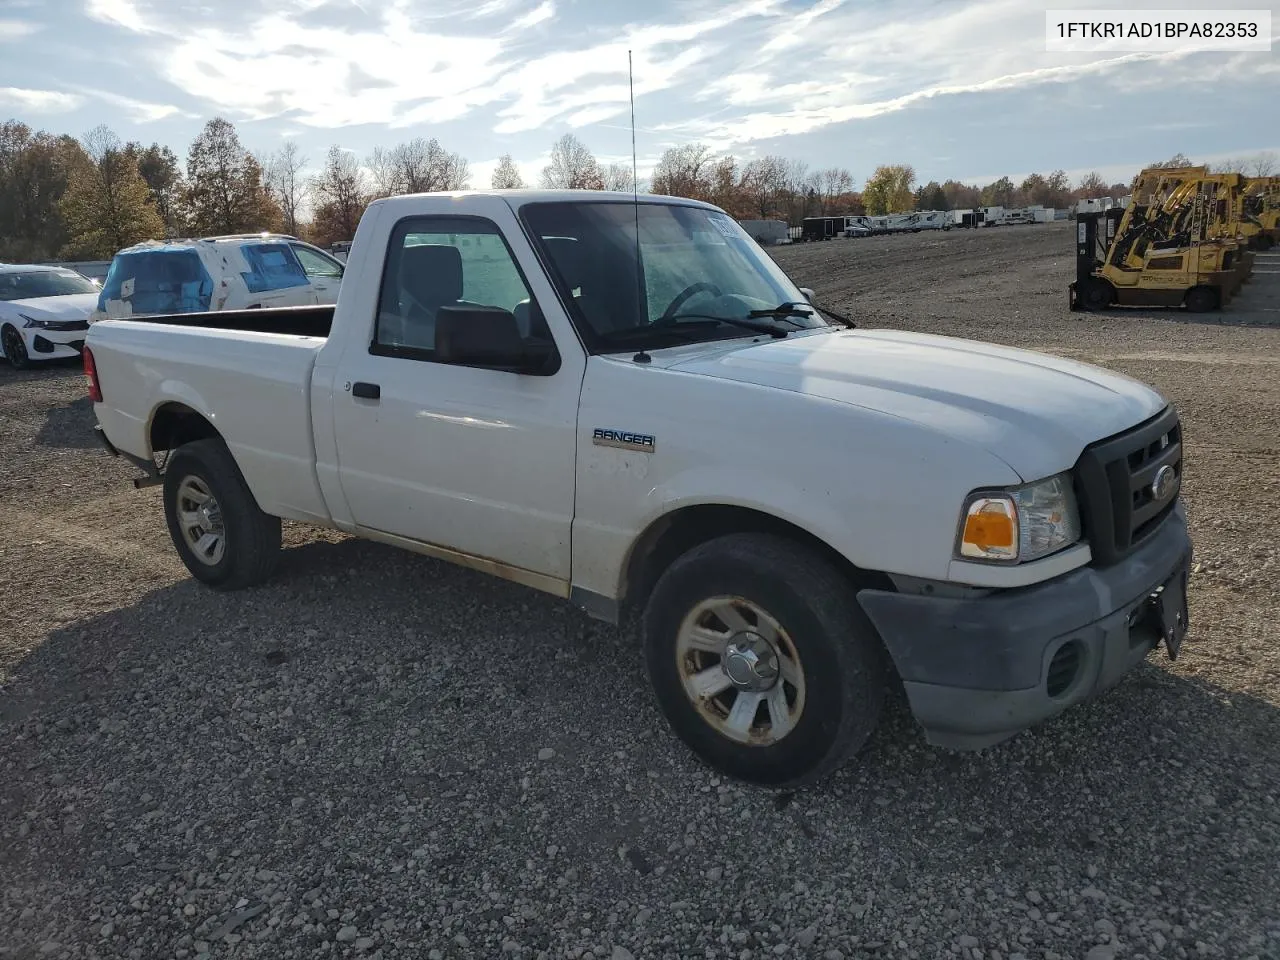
left=619, top=502, right=894, bottom=621
left=148, top=401, right=222, bottom=456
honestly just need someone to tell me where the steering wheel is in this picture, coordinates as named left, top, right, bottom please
left=656, top=282, right=723, bottom=324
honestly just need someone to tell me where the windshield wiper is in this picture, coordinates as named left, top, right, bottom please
left=658, top=313, right=792, bottom=338
left=750, top=300, right=856, bottom=329
left=747, top=301, right=813, bottom=320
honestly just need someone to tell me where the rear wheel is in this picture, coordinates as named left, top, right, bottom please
left=1184, top=286, right=1219, bottom=313
left=163, top=438, right=281, bottom=589
left=642, top=533, right=886, bottom=788
left=2, top=325, right=30, bottom=370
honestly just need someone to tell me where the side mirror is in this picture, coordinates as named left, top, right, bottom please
left=798, top=287, right=815, bottom=303
left=435, top=305, right=558, bottom=374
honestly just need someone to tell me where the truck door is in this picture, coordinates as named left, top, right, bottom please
left=329, top=210, right=581, bottom=584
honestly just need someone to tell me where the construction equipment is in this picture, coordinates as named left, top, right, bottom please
left=1239, top=176, right=1279, bottom=250
left=1069, top=166, right=1248, bottom=313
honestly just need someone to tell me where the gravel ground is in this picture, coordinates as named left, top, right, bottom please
left=2, top=222, right=1279, bottom=960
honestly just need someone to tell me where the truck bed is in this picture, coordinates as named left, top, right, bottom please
left=86, top=313, right=335, bottom=527
left=108, top=304, right=335, bottom=338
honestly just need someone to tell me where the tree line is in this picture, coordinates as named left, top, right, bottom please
left=2, top=112, right=1271, bottom=261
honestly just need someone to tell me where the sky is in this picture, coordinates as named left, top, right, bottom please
left=1, top=0, right=1278, bottom=190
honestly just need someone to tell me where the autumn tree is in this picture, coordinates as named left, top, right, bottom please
left=814, top=168, right=855, bottom=214
left=490, top=153, right=525, bottom=189
left=863, top=164, right=916, bottom=214
left=0, top=121, right=90, bottom=260
left=1076, top=171, right=1108, bottom=197
left=651, top=143, right=714, bottom=199
left=740, top=156, right=792, bottom=218
left=941, top=179, right=981, bottom=209
left=1246, top=151, right=1277, bottom=177
left=59, top=125, right=164, bottom=258
left=915, top=180, right=948, bottom=210
left=132, top=143, right=183, bottom=236
left=264, top=140, right=308, bottom=236
left=310, top=145, right=369, bottom=247
left=185, top=118, right=280, bottom=235
left=540, top=134, right=603, bottom=189
left=980, top=175, right=1016, bottom=207
left=369, top=138, right=470, bottom=197
left=601, top=162, right=635, bottom=192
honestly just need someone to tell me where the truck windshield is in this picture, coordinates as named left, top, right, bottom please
left=0, top=269, right=98, bottom=301
left=519, top=200, right=828, bottom=351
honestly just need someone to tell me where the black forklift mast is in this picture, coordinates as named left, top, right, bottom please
left=1074, top=206, right=1124, bottom=285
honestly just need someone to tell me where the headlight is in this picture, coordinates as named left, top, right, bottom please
left=957, top=472, right=1081, bottom=563
left=19, top=313, right=54, bottom=329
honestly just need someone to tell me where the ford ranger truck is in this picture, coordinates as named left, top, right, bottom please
left=84, top=190, right=1193, bottom=788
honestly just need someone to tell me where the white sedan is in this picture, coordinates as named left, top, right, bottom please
left=0, top=265, right=100, bottom=369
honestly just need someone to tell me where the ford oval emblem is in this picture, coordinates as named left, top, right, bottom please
left=1151, top=464, right=1177, bottom=501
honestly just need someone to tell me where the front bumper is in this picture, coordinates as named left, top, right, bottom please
left=857, top=503, right=1193, bottom=750
left=20, top=326, right=88, bottom=360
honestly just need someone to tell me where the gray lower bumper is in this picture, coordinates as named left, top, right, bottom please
left=856, top=504, right=1193, bottom=750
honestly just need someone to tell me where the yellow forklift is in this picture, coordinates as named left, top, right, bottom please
left=1070, top=166, right=1243, bottom=313
left=1203, top=171, right=1255, bottom=295
left=1239, top=176, right=1279, bottom=250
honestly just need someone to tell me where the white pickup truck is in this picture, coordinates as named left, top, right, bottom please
left=85, top=189, right=1193, bottom=787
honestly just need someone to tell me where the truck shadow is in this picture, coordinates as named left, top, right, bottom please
left=4, top=536, right=1279, bottom=951
left=34, top=395, right=98, bottom=450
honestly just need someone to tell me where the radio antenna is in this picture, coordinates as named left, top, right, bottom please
left=628, top=48, right=650, bottom=364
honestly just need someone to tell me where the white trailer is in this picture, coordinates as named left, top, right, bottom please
left=849, top=211, right=952, bottom=235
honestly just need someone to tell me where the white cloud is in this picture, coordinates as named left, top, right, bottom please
left=85, top=0, right=156, bottom=33
left=0, top=18, right=42, bottom=40
left=508, top=1, right=554, bottom=31
left=0, top=86, right=83, bottom=113
left=89, top=90, right=195, bottom=122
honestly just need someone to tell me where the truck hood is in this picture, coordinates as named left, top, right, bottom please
left=664, top=328, right=1168, bottom=480
left=4, top=293, right=99, bottom=320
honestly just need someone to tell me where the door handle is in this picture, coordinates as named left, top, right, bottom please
left=352, top=381, right=381, bottom=400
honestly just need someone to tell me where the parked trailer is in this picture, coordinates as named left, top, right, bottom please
left=800, top=216, right=845, bottom=241
left=738, top=219, right=790, bottom=246
left=983, top=205, right=1054, bottom=227
left=847, top=211, right=952, bottom=235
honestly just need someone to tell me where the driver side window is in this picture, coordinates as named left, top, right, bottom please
left=371, top=216, right=548, bottom=362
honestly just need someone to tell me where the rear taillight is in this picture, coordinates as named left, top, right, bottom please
left=83, top=346, right=103, bottom=402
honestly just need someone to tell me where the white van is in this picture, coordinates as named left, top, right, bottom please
left=89, top=234, right=345, bottom=324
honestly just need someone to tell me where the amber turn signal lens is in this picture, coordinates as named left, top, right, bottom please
left=959, top=497, right=1017, bottom=559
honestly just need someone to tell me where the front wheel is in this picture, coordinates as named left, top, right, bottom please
left=2, top=325, right=31, bottom=370
left=1078, top=277, right=1114, bottom=311
left=163, top=438, right=281, bottom=589
left=642, top=533, right=886, bottom=788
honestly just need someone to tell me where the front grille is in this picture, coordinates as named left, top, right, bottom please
left=1046, top=641, right=1083, bottom=698
left=1073, top=406, right=1182, bottom=567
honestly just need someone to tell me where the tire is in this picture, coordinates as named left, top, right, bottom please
left=1079, top=278, right=1114, bottom=311
left=642, top=533, right=886, bottom=788
left=2, top=324, right=31, bottom=370
left=162, top=437, right=281, bottom=589
left=1184, top=286, right=1219, bottom=313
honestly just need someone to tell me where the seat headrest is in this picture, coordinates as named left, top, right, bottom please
left=542, top=236, right=586, bottom=292
left=400, top=243, right=463, bottom=303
